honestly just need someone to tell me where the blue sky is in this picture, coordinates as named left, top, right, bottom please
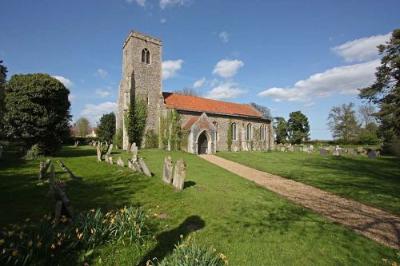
left=1, top=0, right=399, bottom=139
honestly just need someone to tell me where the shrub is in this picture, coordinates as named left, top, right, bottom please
left=145, top=130, right=158, bottom=148
left=113, top=128, right=123, bottom=149
left=0, top=207, right=150, bottom=265
left=97, top=113, right=116, bottom=143
left=24, top=144, right=42, bottom=160
left=153, top=237, right=227, bottom=266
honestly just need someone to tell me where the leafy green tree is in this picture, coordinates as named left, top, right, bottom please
left=0, top=60, right=7, bottom=137
left=358, top=123, right=380, bottom=145
left=360, top=29, right=400, bottom=154
left=327, top=103, right=360, bottom=143
left=97, top=112, right=115, bottom=143
left=4, top=74, right=71, bottom=154
left=126, top=98, right=147, bottom=148
left=274, top=117, right=288, bottom=144
left=75, top=117, right=90, bottom=137
left=287, top=111, right=310, bottom=144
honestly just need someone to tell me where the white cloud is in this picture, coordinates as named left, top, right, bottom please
left=193, top=77, right=206, bottom=88
left=258, top=59, right=379, bottom=102
left=52, top=75, right=73, bottom=88
left=160, top=0, right=187, bottom=9
left=68, top=94, right=76, bottom=102
left=213, top=59, right=244, bottom=78
left=95, top=89, right=111, bottom=98
left=81, top=102, right=117, bottom=125
left=206, top=81, right=246, bottom=100
left=162, top=59, right=183, bottom=79
left=219, top=31, right=229, bottom=43
left=160, top=18, right=167, bottom=24
left=332, top=32, right=391, bottom=62
left=126, top=0, right=146, bottom=6
left=95, top=68, right=108, bottom=79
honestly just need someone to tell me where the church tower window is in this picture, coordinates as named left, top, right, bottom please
left=141, top=48, right=150, bottom=64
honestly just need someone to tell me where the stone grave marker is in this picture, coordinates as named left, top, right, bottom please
left=368, top=150, right=377, bottom=159
left=106, top=144, right=113, bottom=155
left=96, top=146, right=102, bottom=162
left=172, top=159, right=186, bottom=191
left=319, top=148, right=328, bottom=156
left=117, top=157, right=125, bottom=167
left=162, top=156, right=174, bottom=184
left=39, top=159, right=52, bottom=180
left=138, top=158, right=151, bottom=177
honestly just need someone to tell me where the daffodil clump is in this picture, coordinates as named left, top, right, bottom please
left=0, top=206, right=150, bottom=265
left=153, top=236, right=228, bottom=266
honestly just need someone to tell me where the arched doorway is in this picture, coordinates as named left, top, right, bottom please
left=197, top=131, right=208, bottom=154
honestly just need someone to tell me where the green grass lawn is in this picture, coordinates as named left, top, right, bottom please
left=0, top=146, right=399, bottom=265
left=217, top=151, right=400, bottom=216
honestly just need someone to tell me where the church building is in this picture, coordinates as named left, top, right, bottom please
left=116, top=31, right=274, bottom=154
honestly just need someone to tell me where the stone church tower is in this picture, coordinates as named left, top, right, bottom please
left=116, top=31, right=162, bottom=150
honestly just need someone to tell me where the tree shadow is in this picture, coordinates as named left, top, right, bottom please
left=138, top=215, right=205, bottom=266
left=184, top=181, right=196, bottom=189
left=55, top=146, right=96, bottom=158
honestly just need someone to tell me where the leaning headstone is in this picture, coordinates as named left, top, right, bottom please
left=138, top=158, right=151, bottom=177
left=58, top=160, right=78, bottom=179
left=367, top=150, right=377, bottom=159
left=106, top=144, right=113, bottom=155
left=319, top=148, right=328, bottom=156
left=128, top=159, right=136, bottom=171
left=172, top=159, right=186, bottom=191
left=162, top=156, right=174, bottom=184
left=117, top=157, right=125, bottom=167
left=39, top=159, right=52, bottom=180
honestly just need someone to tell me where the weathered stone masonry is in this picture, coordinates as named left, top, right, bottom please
left=117, top=31, right=274, bottom=154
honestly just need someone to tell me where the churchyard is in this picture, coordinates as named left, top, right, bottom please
left=0, top=143, right=399, bottom=265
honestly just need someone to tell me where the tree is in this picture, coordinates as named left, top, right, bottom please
left=0, top=60, right=7, bottom=137
left=359, top=29, right=400, bottom=154
left=327, top=103, right=360, bottom=143
left=4, top=74, right=71, bottom=154
left=358, top=104, right=376, bottom=127
left=359, top=122, right=380, bottom=145
left=97, top=112, right=116, bottom=143
left=174, top=87, right=199, bottom=96
left=75, top=117, right=90, bottom=137
left=250, top=103, right=272, bottom=120
left=126, top=98, right=147, bottom=147
left=274, top=117, right=288, bottom=144
left=287, top=111, right=309, bottom=144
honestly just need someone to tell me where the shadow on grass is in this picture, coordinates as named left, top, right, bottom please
left=184, top=180, right=196, bottom=189
left=55, top=146, right=96, bottom=158
left=138, top=215, right=205, bottom=266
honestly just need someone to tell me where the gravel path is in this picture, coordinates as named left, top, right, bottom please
left=200, top=154, right=400, bottom=249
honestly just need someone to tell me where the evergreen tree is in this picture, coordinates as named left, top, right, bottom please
left=287, top=111, right=310, bottom=144
left=0, top=60, right=7, bottom=137
left=274, top=117, right=288, bottom=144
left=359, top=29, right=400, bottom=154
left=97, top=112, right=116, bottom=143
left=4, top=74, right=71, bottom=154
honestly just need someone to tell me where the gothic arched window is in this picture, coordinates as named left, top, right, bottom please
left=246, top=123, right=252, bottom=141
left=141, top=48, right=150, bottom=64
left=231, top=123, right=237, bottom=141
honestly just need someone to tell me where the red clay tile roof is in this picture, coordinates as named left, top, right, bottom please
left=163, top=92, right=263, bottom=118
left=183, top=117, right=199, bottom=130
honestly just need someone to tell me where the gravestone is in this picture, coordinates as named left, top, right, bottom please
left=96, top=146, right=102, bottom=162
left=309, top=145, right=314, bottom=153
left=73, top=140, right=79, bottom=147
left=117, top=157, right=125, bottom=167
left=319, top=148, right=328, bottom=156
left=106, top=144, right=113, bottom=155
left=108, top=156, right=113, bottom=165
left=367, top=150, right=377, bottom=159
left=162, top=156, right=174, bottom=184
left=172, top=159, right=186, bottom=191
left=39, top=159, right=52, bottom=180
left=138, top=158, right=151, bottom=177
left=128, top=159, right=137, bottom=172
left=131, top=143, right=138, bottom=162
left=332, top=145, right=341, bottom=156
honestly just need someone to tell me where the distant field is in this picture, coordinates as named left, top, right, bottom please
left=0, top=146, right=398, bottom=265
left=217, top=151, right=400, bottom=215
